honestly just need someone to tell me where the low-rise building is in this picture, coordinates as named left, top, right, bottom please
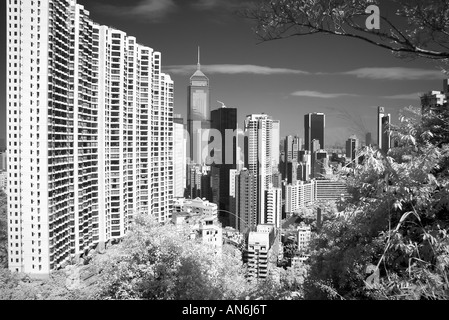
left=172, top=197, right=218, bottom=216
left=244, top=224, right=280, bottom=279
left=315, top=179, right=348, bottom=201
left=171, top=210, right=222, bottom=254
left=297, top=224, right=312, bottom=252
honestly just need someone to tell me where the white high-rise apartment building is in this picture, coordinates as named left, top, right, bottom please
left=271, top=120, right=280, bottom=170
left=7, top=0, right=173, bottom=277
left=285, top=181, right=316, bottom=214
left=265, top=186, right=282, bottom=228
left=173, top=115, right=186, bottom=198
left=244, top=114, right=273, bottom=225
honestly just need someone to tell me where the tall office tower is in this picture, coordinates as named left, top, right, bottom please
left=284, top=135, right=302, bottom=162
left=377, top=107, right=391, bottom=153
left=210, top=106, right=237, bottom=224
left=7, top=0, right=173, bottom=277
left=187, top=164, right=211, bottom=200
left=187, top=48, right=211, bottom=164
left=346, top=135, right=360, bottom=163
left=244, top=114, right=273, bottom=225
left=298, top=151, right=312, bottom=181
left=233, top=169, right=257, bottom=232
left=283, top=135, right=301, bottom=177
left=366, top=132, right=372, bottom=147
left=310, top=139, right=321, bottom=178
left=265, top=186, right=282, bottom=228
left=272, top=120, right=281, bottom=170
left=173, top=115, right=187, bottom=198
left=304, top=113, right=325, bottom=151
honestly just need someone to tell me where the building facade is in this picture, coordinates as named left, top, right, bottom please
left=232, top=169, right=257, bottom=233
left=265, top=186, right=282, bottom=229
left=7, top=0, right=173, bottom=277
left=346, top=135, right=360, bottom=164
left=0, top=151, right=6, bottom=172
left=285, top=180, right=316, bottom=215
left=210, top=106, right=237, bottom=224
left=172, top=197, right=218, bottom=216
left=244, top=114, right=274, bottom=225
left=377, top=107, right=391, bottom=153
left=245, top=224, right=279, bottom=279
left=297, top=224, right=312, bottom=252
left=173, top=115, right=187, bottom=198
left=187, top=49, right=210, bottom=164
left=304, top=113, right=325, bottom=152
left=315, top=179, right=348, bottom=201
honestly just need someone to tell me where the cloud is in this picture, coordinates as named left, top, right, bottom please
left=95, top=0, right=176, bottom=22
left=290, top=91, right=359, bottom=99
left=191, top=0, right=252, bottom=11
left=343, top=67, right=446, bottom=81
left=381, top=93, right=423, bottom=100
left=164, top=64, right=310, bottom=75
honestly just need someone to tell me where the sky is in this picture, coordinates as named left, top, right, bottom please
left=1, top=0, right=448, bottom=148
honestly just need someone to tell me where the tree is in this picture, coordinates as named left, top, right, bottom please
left=0, top=190, right=7, bottom=269
left=244, top=0, right=449, bottom=61
left=90, top=214, right=251, bottom=300
left=303, top=106, right=449, bottom=300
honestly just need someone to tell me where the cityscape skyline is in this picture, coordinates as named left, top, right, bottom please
left=1, top=1, right=448, bottom=147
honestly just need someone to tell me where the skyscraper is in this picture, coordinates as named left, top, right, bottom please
left=377, top=107, right=391, bottom=153
left=272, top=120, right=281, bottom=170
left=265, top=186, right=282, bottom=228
left=7, top=0, right=173, bottom=277
left=210, top=105, right=237, bottom=224
left=346, top=135, right=360, bottom=163
left=304, top=113, right=325, bottom=151
left=232, top=168, right=257, bottom=232
left=187, top=48, right=211, bottom=164
left=244, top=114, right=274, bottom=225
left=366, top=132, right=372, bottom=147
left=173, top=115, right=187, bottom=198
left=283, top=135, right=301, bottom=178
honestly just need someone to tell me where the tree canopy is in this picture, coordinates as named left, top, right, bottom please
left=244, top=0, right=449, bottom=61
left=304, top=106, right=449, bottom=300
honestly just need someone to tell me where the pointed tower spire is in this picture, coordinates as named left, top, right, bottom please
left=197, top=46, right=201, bottom=71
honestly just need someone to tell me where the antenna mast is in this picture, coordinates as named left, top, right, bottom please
left=197, top=46, right=201, bottom=70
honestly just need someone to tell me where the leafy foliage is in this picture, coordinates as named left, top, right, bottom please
left=0, top=190, right=7, bottom=269
left=304, top=106, right=449, bottom=300
left=0, top=268, right=91, bottom=300
left=244, top=0, right=449, bottom=60
left=90, top=214, right=253, bottom=300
